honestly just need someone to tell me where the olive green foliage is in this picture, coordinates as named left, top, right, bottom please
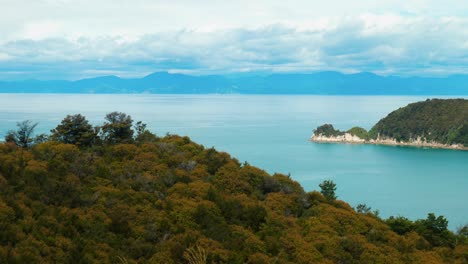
left=347, top=127, right=369, bottom=140
left=134, top=121, right=158, bottom=144
left=369, top=99, right=468, bottom=145
left=5, top=120, right=38, bottom=148
left=356, top=203, right=372, bottom=214
left=101, top=111, right=134, bottom=144
left=415, top=213, right=456, bottom=248
left=50, top=114, right=97, bottom=147
left=183, top=244, right=208, bottom=264
left=386, top=216, right=415, bottom=235
left=0, top=114, right=467, bottom=263
left=314, top=124, right=344, bottom=137
left=457, top=225, right=468, bottom=245
left=319, top=180, right=337, bottom=200
left=386, top=214, right=458, bottom=249
left=313, top=125, right=369, bottom=140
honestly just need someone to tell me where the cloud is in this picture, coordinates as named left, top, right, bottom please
left=22, top=20, right=64, bottom=40
left=0, top=8, right=468, bottom=79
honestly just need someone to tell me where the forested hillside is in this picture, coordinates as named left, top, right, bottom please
left=369, top=99, right=468, bottom=146
left=0, top=113, right=467, bottom=263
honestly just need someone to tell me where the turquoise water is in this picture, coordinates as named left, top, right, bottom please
left=0, top=94, right=467, bottom=229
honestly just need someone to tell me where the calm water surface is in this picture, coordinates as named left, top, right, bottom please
left=0, top=94, right=467, bottom=229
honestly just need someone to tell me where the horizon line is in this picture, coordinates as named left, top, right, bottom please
left=2, top=70, right=468, bottom=82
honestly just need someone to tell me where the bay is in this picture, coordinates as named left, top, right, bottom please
left=0, top=94, right=466, bottom=229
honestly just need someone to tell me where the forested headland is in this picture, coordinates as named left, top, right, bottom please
left=312, top=99, right=468, bottom=149
left=1, top=113, right=467, bottom=263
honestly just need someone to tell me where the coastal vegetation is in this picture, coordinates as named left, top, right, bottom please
left=313, top=99, right=468, bottom=148
left=369, top=99, right=468, bottom=145
left=313, top=124, right=344, bottom=137
left=1, top=113, right=467, bottom=263
left=313, top=124, right=369, bottom=140
left=347, top=127, right=369, bottom=140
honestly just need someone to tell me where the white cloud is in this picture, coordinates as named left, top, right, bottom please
left=2, top=0, right=468, bottom=41
left=1, top=1, right=468, bottom=79
left=22, top=20, right=63, bottom=40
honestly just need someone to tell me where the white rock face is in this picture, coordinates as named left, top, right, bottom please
left=311, top=133, right=365, bottom=143
left=310, top=133, right=468, bottom=150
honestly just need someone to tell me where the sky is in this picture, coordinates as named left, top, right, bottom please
left=1, top=0, right=468, bottom=80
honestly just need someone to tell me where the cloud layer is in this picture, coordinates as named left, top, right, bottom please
left=1, top=1, right=468, bottom=79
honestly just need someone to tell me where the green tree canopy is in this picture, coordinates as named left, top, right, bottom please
left=134, top=121, right=158, bottom=143
left=415, top=213, right=456, bottom=247
left=50, top=114, right=96, bottom=147
left=319, top=179, right=337, bottom=200
left=101, top=112, right=134, bottom=144
left=314, top=124, right=344, bottom=137
left=369, top=99, right=468, bottom=146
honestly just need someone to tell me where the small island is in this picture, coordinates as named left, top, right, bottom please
left=311, top=98, right=468, bottom=150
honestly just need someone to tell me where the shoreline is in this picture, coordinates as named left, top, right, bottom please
left=310, top=133, right=468, bottom=151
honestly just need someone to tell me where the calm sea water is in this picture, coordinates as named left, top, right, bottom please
left=0, top=94, right=467, bottom=229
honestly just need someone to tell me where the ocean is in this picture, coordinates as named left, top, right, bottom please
left=0, top=94, right=466, bottom=229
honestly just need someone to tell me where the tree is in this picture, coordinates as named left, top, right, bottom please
left=134, top=121, right=147, bottom=137
left=134, top=121, right=158, bottom=143
left=319, top=180, right=337, bottom=200
left=50, top=114, right=96, bottom=147
left=415, top=213, right=455, bottom=247
left=456, top=225, right=468, bottom=245
left=386, top=216, right=414, bottom=235
left=101, top=112, right=134, bottom=144
left=33, top=134, right=49, bottom=145
left=356, top=203, right=371, bottom=214
left=5, top=120, right=38, bottom=148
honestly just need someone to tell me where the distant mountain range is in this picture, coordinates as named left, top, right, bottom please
left=1, top=71, right=468, bottom=95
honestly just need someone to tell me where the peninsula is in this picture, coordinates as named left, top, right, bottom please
left=311, top=99, right=468, bottom=150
